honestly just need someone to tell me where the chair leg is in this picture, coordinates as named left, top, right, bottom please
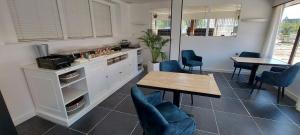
left=250, top=80, right=258, bottom=94
left=162, top=90, right=166, bottom=100
left=190, top=94, right=193, bottom=105
left=231, top=67, right=237, bottom=79
left=200, top=66, right=202, bottom=74
left=183, top=65, right=185, bottom=69
left=277, top=87, right=281, bottom=104
left=258, top=82, right=263, bottom=89
left=282, top=87, right=285, bottom=98
left=238, top=68, right=242, bottom=77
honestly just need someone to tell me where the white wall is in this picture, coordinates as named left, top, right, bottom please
left=179, top=0, right=273, bottom=72
left=0, top=0, right=128, bottom=125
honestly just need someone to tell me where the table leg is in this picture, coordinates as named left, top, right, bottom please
left=248, top=65, right=259, bottom=85
left=173, top=92, right=181, bottom=107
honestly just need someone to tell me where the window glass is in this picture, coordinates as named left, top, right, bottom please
left=272, top=4, right=300, bottom=64
left=181, top=0, right=241, bottom=37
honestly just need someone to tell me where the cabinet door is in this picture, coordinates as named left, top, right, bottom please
left=107, top=61, right=123, bottom=89
left=127, top=51, right=138, bottom=75
left=86, top=60, right=108, bottom=103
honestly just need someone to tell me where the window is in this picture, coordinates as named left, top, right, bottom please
left=272, top=3, right=300, bottom=64
left=92, top=1, right=112, bottom=37
left=151, top=11, right=171, bottom=36
left=7, top=0, right=63, bottom=41
left=62, top=0, right=93, bottom=38
left=181, top=0, right=241, bottom=37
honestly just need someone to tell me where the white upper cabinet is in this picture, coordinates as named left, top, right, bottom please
left=92, top=1, right=113, bottom=37
left=7, top=0, right=63, bottom=41
left=62, top=0, right=93, bottom=38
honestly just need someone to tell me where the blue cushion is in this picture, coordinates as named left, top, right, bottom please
left=131, top=86, right=196, bottom=135
left=156, top=102, right=189, bottom=122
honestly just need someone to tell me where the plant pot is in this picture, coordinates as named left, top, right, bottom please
left=147, top=62, right=160, bottom=72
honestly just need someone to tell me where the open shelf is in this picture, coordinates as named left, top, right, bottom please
left=60, top=77, right=86, bottom=88
left=62, top=87, right=88, bottom=105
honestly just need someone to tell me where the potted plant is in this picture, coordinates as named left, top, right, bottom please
left=138, top=31, right=170, bottom=72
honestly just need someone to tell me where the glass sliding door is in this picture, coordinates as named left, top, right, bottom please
left=272, top=3, right=300, bottom=64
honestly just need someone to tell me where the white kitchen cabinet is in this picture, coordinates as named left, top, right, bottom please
left=23, top=48, right=143, bottom=126
left=85, top=60, right=108, bottom=104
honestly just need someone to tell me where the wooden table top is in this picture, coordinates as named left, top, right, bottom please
left=231, top=57, right=289, bottom=66
left=137, top=71, right=221, bottom=97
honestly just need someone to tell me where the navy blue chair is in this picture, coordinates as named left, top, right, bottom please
left=182, top=50, right=203, bottom=73
left=131, top=86, right=196, bottom=135
left=251, top=63, right=300, bottom=103
left=231, top=52, right=260, bottom=79
left=160, top=60, right=194, bottom=104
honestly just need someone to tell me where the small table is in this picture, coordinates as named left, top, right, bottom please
left=137, top=71, right=221, bottom=107
left=231, top=57, right=289, bottom=84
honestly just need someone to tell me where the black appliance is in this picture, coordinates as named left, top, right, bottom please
left=36, top=55, right=74, bottom=70
left=119, top=40, right=131, bottom=48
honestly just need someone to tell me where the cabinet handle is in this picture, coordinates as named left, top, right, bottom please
left=119, top=72, right=122, bottom=74
left=106, top=76, right=108, bottom=78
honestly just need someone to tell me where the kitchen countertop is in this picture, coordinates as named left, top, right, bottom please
left=23, top=48, right=142, bottom=75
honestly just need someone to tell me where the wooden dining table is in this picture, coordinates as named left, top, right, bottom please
left=137, top=71, right=221, bottom=107
left=231, top=57, right=289, bottom=85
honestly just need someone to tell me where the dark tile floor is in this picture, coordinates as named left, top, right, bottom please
left=16, top=71, right=300, bottom=135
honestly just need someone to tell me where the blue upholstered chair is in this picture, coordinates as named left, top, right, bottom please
left=251, top=63, right=300, bottom=103
left=131, top=86, right=196, bottom=135
left=182, top=50, right=203, bottom=73
left=160, top=60, right=194, bottom=104
left=231, top=52, right=261, bottom=79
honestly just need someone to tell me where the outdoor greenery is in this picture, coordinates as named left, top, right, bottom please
left=280, top=17, right=300, bottom=36
left=139, top=31, right=170, bottom=63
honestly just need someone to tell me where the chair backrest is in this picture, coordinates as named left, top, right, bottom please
left=279, top=62, right=300, bottom=86
left=131, top=87, right=168, bottom=134
left=160, top=60, right=183, bottom=73
left=239, top=52, right=260, bottom=58
left=182, top=50, right=196, bottom=65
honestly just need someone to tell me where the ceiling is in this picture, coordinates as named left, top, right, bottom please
left=120, top=0, right=170, bottom=4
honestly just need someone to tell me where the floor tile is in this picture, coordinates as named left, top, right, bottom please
left=114, top=96, right=137, bottom=115
left=194, top=130, right=218, bottom=135
left=215, top=111, right=262, bottom=135
left=117, top=83, right=134, bottom=95
left=97, top=93, right=127, bottom=109
left=70, top=107, right=111, bottom=133
left=243, top=100, right=292, bottom=123
left=131, top=124, right=143, bottom=135
left=16, top=116, right=55, bottom=135
left=44, top=125, right=83, bottom=135
left=181, top=94, right=212, bottom=109
left=182, top=106, right=218, bottom=133
left=215, top=78, right=231, bottom=88
left=89, top=111, right=138, bottom=135
left=218, top=87, right=238, bottom=99
left=228, top=80, right=252, bottom=89
left=212, top=98, right=249, bottom=116
left=254, top=117, right=300, bottom=135
left=163, top=91, right=173, bottom=102
left=277, top=105, right=300, bottom=125
left=234, top=88, right=276, bottom=104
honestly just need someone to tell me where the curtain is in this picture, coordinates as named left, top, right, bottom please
left=261, top=5, right=284, bottom=58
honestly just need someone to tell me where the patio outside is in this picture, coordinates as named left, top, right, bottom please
left=272, top=4, right=300, bottom=64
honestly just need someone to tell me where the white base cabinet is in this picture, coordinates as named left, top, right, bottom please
left=23, top=49, right=142, bottom=126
